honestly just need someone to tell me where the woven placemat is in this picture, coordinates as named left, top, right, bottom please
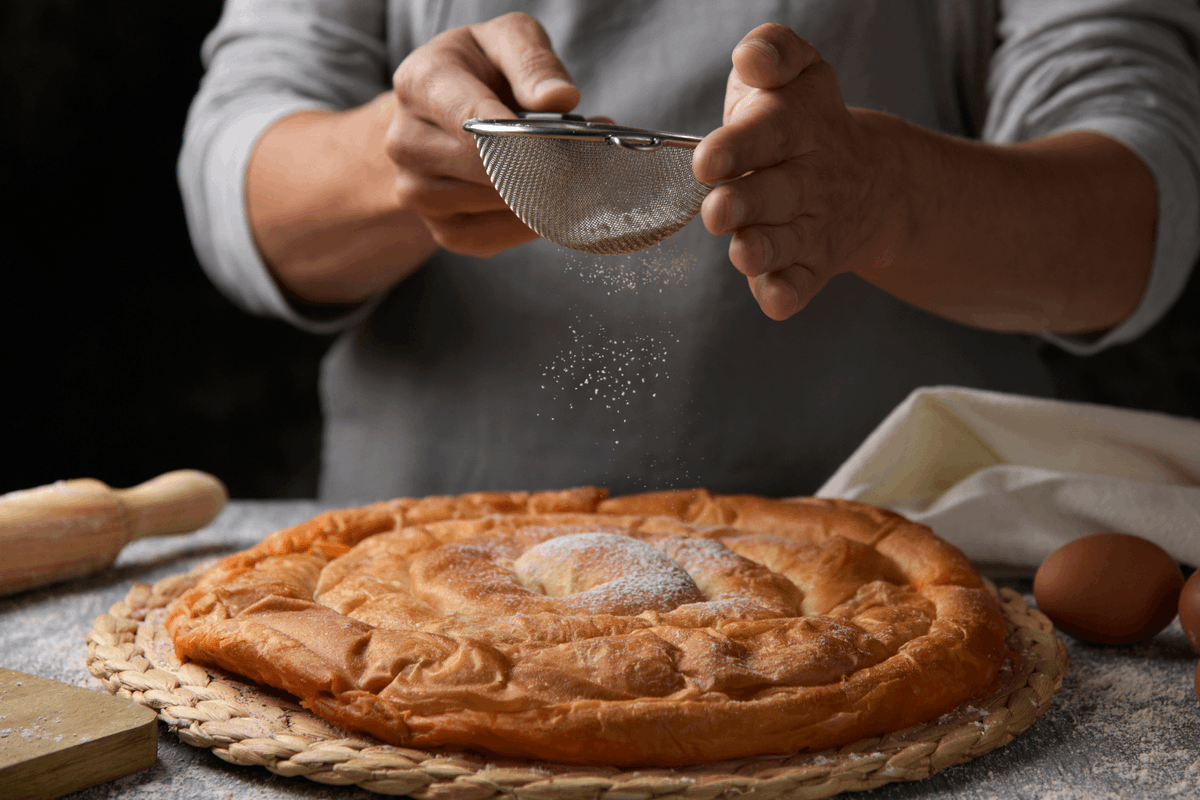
left=86, top=567, right=1067, bottom=799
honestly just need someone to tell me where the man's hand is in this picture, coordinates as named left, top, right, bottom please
left=248, top=12, right=583, bottom=305
left=693, top=23, right=1155, bottom=336
left=693, top=24, right=895, bottom=321
left=387, top=12, right=580, bottom=256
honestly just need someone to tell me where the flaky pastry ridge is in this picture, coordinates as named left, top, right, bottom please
left=165, top=488, right=1009, bottom=766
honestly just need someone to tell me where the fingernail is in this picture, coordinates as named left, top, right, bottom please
left=756, top=273, right=799, bottom=318
left=742, top=39, right=781, bottom=66
left=782, top=280, right=799, bottom=316
left=533, top=77, right=575, bottom=96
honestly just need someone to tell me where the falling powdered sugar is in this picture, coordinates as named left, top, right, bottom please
left=535, top=312, right=697, bottom=488
left=537, top=313, right=677, bottom=433
left=534, top=241, right=703, bottom=489
left=565, top=242, right=696, bottom=296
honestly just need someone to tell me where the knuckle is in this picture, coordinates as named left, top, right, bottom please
left=757, top=227, right=782, bottom=268
left=781, top=160, right=807, bottom=208
left=788, top=215, right=812, bottom=250
left=517, top=47, right=565, bottom=81
left=384, top=116, right=417, bottom=162
left=710, top=185, right=740, bottom=230
left=383, top=117, right=403, bottom=158
left=768, top=104, right=797, bottom=157
left=392, top=51, right=434, bottom=100
left=448, top=96, right=490, bottom=129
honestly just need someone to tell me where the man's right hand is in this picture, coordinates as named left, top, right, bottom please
left=386, top=12, right=580, bottom=256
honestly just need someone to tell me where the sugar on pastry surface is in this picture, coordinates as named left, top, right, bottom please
left=165, top=487, right=1009, bottom=766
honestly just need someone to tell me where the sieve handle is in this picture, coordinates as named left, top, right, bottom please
left=463, top=116, right=702, bottom=149
left=606, top=135, right=664, bottom=152
left=516, top=112, right=586, bottom=121
left=520, top=113, right=666, bottom=149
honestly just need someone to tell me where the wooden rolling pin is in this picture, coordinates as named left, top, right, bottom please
left=0, top=470, right=227, bottom=597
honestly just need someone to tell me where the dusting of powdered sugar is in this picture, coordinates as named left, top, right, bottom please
left=514, top=531, right=704, bottom=614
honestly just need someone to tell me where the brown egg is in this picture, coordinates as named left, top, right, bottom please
left=1033, top=533, right=1183, bottom=645
left=1179, top=569, right=1200, bottom=654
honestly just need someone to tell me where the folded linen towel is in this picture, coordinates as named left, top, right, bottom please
left=816, top=386, right=1200, bottom=572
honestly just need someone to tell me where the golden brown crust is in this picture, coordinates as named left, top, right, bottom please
left=165, top=488, right=1008, bottom=766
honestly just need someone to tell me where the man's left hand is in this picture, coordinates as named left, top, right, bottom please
left=694, top=24, right=897, bottom=320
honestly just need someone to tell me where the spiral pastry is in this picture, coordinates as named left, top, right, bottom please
left=166, top=487, right=1008, bottom=766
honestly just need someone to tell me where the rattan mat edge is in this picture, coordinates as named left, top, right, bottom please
left=86, top=567, right=1067, bottom=799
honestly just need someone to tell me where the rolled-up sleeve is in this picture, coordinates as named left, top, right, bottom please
left=178, top=0, right=389, bottom=333
left=983, top=0, right=1200, bottom=354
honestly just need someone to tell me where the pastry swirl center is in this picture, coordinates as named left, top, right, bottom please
left=513, top=531, right=706, bottom=614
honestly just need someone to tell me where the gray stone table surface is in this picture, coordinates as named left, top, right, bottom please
left=1, top=501, right=1197, bottom=800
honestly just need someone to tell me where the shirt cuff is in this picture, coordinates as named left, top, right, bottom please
left=1037, top=116, right=1200, bottom=356
left=196, top=98, right=379, bottom=335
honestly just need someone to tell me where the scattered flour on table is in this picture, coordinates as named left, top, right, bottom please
left=973, top=613, right=1197, bottom=800
left=864, top=606, right=1199, bottom=800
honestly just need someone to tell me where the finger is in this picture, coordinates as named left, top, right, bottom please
left=394, top=34, right=516, bottom=135
left=397, top=173, right=511, bottom=218
left=694, top=60, right=839, bottom=182
left=748, top=272, right=798, bottom=321
left=730, top=217, right=834, bottom=286
left=728, top=221, right=810, bottom=279
left=732, top=23, right=822, bottom=90
left=387, top=114, right=492, bottom=184
left=471, top=12, right=580, bottom=112
left=747, top=262, right=826, bottom=321
left=428, top=208, right=539, bottom=256
left=699, top=163, right=807, bottom=235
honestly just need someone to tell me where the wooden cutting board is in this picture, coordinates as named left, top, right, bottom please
left=0, top=668, right=157, bottom=800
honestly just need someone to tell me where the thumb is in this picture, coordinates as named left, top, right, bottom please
left=732, top=23, right=822, bottom=90
left=472, top=12, right=580, bottom=113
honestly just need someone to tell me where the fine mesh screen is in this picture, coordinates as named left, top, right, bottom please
left=474, top=134, right=712, bottom=255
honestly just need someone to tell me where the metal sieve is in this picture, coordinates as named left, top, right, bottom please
left=463, top=114, right=712, bottom=255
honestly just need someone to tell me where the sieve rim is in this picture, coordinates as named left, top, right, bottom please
left=463, top=117, right=703, bottom=149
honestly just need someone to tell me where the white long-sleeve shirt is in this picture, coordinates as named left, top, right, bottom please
left=179, top=0, right=1200, bottom=502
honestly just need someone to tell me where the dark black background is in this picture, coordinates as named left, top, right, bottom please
left=2, top=1, right=1198, bottom=499
left=2, top=1, right=330, bottom=498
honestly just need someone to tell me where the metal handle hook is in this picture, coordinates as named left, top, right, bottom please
left=607, top=135, right=664, bottom=152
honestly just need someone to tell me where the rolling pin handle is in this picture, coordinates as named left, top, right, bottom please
left=117, top=470, right=228, bottom=539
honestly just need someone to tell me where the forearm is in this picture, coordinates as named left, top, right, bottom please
left=856, top=110, right=1156, bottom=334
left=246, top=92, right=438, bottom=305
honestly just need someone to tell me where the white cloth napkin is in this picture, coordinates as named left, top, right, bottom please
left=816, top=386, right=1200, bottom=572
